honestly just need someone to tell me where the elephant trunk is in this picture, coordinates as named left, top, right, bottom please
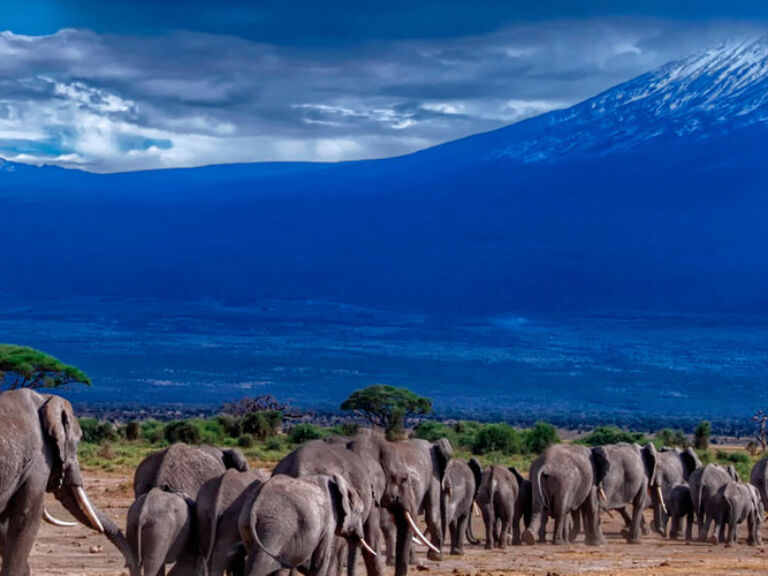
left=54, top=484, right=137, bottom=574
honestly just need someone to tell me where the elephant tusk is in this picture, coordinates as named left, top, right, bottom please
left=604, top=508, right=615, bottom=519
left=404, top=511, right=440, bottom=555
left=412, top=537, right=424, bottom=546
left=598, top=486, right=607, bottom=502
left=472, top=501, right=481, bottom=518
left=75, top=486, right=104, bottom=533
left=655, top=485, right=668, bottom=515
left=359, top=537, right=377, bottom=557
left=43, top=508, right=77, bottom=527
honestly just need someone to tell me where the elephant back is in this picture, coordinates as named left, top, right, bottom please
left=134, top=443, right=227, bottom=498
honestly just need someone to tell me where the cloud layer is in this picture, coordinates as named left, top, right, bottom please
left=0, top=19, right=764, bottom=172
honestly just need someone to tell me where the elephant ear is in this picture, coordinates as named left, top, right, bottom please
left=641, top=443, right=658, bottom=485
left=432, top=438, right=453, bottom=480
left=681, top=447, right=700, bottom=480
left=726, top=465, right=740, bottom=481
left=330, top=474, right=354, bottom=535
left=41, top=396, right=81, bottom=476
left=590, top=446, right=610, bottom=486
left=222, top=448, right=249, bottom=472
left=468, top=458, right=483, bottom=496
left=508, top=466, right=525, bottom=485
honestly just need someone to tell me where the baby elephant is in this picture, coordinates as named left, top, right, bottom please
left=238, top=474, right=372, bottom=576
left=667, top=483, right=694, bottom=541
left=127, top=487, right=197, bottom=576
left=713, top=481, right=764, bottom=547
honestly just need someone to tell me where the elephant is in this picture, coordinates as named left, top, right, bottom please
left=440, top=459, right=476, bottom=555
left=474, top=465, right=518, bottom=550
left=649, top=447, right=701, bottom=537
left=377, top=438, right=452, bottom=576
left=522, top=444, right=610, bottom=546
left=689, top=463, right=740, bottom=542
left=508, top=467, right=545, bottom=545
left=126, top=443, right=240, bottom=576
left=196, top=468, right=269, bottom=576
left=598, top=443, right=658, bottom=543
left=749, top=455, right=768, bottom=510
left=134, top=443, right=240, bottom=498
left=709, top=481, right=763, bottom=547
left=199, top=445, right=250, bottom=473
left=272, top=438, right=381, bottom=576
left=127, top=487, right=198, bottom=576
left=238, top=474, right=367, bottom=576
left=667, top=483, right=694, bottom=541
left=0, top=389, right=132, bottom=576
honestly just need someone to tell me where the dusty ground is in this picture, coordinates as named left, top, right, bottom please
left=27, top=472, right=768, bottom=576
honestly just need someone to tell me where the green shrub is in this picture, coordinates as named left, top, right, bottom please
left=328, top=422, right=360, bottom=437
left=452, top=421, right=483, bottom=450
left=264, top=436, right=285, bottom=451
left=524, top=421, right=559, bottom=454
left=289, top=424, right=323, bottom=444
left=242, top=410, right=282, bottom=440
left=655, top=428, right=688, bottom=448
left=79, top=418, right=117, bottom=444
left=694, top=421, right=711, bottom=451
left=238, top=434, right=255, bottom=448
left=124, top=421, right=141, bottom=441
left=218, top=414, right=243, bottom=438
left=164, top=420, right=202, bottom=445
left=473, top=423, right=523, bottom=455
left=413, top=421, right=455, bottom=443
left=578, top=426, right=646, bottom=447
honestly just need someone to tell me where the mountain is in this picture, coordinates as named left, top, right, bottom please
left=2, top=39, right=768, bottom=317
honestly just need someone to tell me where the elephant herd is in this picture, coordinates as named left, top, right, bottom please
left=3, top=389, right=768, bottom=576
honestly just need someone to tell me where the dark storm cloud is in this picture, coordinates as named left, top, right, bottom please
left=0, top=17, right=765, bottom=171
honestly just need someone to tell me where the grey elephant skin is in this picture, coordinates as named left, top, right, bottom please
left=689, top=462, right=740, bottom=542
left=238, top=474, right=365, bottom=576
left=649, top=447, right=700, bottom=537
left=523, top=444, right=610, bottom=546
left=440, top=459, right=476, bottom=555
left=196, top=468, right=269, bottom=576
left=749, top=455, right=768, bottom=511
left=273, top=438, right=382, bottom=576
left=599, top=443, right=658, bottom=543
left=0, top=389, right=130, bottom=576
left=709, top=481, right=763, bottom=547
left=127, top=443, right=243, bottom=576
left=667, top=483, right=694, bottom=541
left=473, top=464, right=518, bottom=550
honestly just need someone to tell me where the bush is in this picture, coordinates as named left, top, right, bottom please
left=473, top=423, right=523, bottom=455
left=164, top=420, right=202, bottom=445
left=715, top=450, right=751, bottom=479
left=694, top=421, right=711, bottom=451
left=264, top=437, right=285, bottom=451
left=524, top=421, right=559, bottom=454
left=79, top=418, right=117, bottom=444
left=124, top=421, right=141, bottom=441
left=238, top=434, right=255, bottom=448
left=578, top=426, right=646, bottom=447
left=242, top=410, right=283, bottom=440
left=413, top=421, right=455, bottom=443
left=329, top=422, right=360, bottom=437
left=218, top=414, right=243, bottom=438
left=655, top=428, right=688, bottom=448
left=289, top=424, right=323, bottom=444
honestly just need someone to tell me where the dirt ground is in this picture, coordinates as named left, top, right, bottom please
left=27, top=472, right=768, bottom=576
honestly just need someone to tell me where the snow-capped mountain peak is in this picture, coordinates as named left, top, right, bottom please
left=490, top=37, right=768, bottom=163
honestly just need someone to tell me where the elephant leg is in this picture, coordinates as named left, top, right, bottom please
left=618, top=507, right=632, bottom=528
left=362, top=507, right=384, bottom=576
left=380, top=514, right=396, bottom=567
left=498, top=514, right=510, bottom=550
left=539, top=510, right=548, bottom=543
left=423, top=490, right=443, bottom=561
left=685, top=511, right=693, bottom=542
left=669, top=510, right=680, bottom=540
left=1, top=483, right=44, bottom=576
left=511, top=507, right=522, bottom=546
left=626, top=495, right=644, bottom=544
left=482, top=507, right=494, bottom=550
left=552, top=514, right=566, bottom=545
left=454, top=514, right=468, bottom=555
left=243, top=549, right=281, bottom=576
left=582, top=493, right=605, bottom=546
left=569, top=510, right=580, bottom=543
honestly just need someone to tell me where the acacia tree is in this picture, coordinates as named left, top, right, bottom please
left=340, top=385, right=432, bottom=434
left=0, top=344, right=91, bottom=391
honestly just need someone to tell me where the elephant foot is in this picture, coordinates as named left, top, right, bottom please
left=626, top=537, right=641, bottom=545
left=484, top=543, right=493, bottom=550
left=386, top=558, right=396, bottom=567
left=709, top=535, right=719, bottom=545
left=585, top=535, right=606, bottom=546
left=552, top=536, right=566, bottom=546
left=724, top=542, right=733, bottom=549
left=426, top=550, right=443, bottom=562
left=512, top=537, right=521, bottom=546
left=522, top=530, right=536, bottom=546
left=450, top=548, right=464, bottom=556
left=641, top=524, right=651, bottom=537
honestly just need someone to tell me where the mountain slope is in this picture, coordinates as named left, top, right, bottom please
left=2, top=40, right=768, bottom=316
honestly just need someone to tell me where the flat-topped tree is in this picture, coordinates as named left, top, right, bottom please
left=0, top=344, right=91, bottom=391
left=341, top=384, right=432, bottom=434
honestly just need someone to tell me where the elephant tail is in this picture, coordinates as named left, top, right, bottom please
left=534, top=467, right=548, bottom=511
left=440, top=476, right=450, bottom=544
left=135, top=502, right=147, bottom=575
left=202, top=480, right=226, bottom=576
left=249, top=514, right=291, bottom=570
left=696, top=482, right=705, bottom=525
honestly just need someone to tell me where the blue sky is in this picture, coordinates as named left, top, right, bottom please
left=1, top=1, right=767, bottom=171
